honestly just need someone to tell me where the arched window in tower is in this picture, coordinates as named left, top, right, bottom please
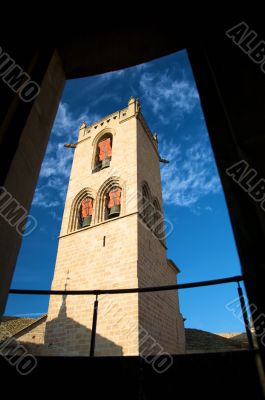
left=68, top=189, right=95, bottom=232
left=107, top=187, right=121, bottom=219
left=94, top=133, right=112, bottom=171
left=141, top=183, right=153, bottom=227
left=79, top=196, right=93, bottom=228
left=152, top=199, right=163, bottom=238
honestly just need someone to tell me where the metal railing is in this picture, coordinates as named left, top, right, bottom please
left=9, top=275, right=254, bottom=356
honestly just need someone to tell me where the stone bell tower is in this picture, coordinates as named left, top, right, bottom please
left=44, top=97, right=185, bottom=356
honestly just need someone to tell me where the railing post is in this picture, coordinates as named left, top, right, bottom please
left=90, top=294, right=99, bottom=357
left=237, top=282, right=255, bottom=350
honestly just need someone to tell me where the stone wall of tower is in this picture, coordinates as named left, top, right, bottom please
left=44, top=98, right=185, bottom=356
left=136, top=116, right=185, bottom=354
left=45, top=99, right=140, bottom=356
left=45, top=216, right=139, bottom=356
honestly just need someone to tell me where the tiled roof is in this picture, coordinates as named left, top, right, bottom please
left=0, top=315, right=46, bottom=342
left=185, top=328, right=248, bottom=353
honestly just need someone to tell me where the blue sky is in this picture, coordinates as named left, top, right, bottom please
left=5, top=50, right=246, bottom=333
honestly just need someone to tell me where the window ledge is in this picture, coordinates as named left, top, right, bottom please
left=60, top=211, right=139, bottom=239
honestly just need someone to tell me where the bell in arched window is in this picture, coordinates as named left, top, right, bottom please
left=98, top=138, right=112, bottom=169
left=81, top=197, right=93, bottom=227
left=108, top=188, right=121, bottom=218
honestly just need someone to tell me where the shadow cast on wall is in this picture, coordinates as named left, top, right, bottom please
left=42, top=295, right=123, bottom=356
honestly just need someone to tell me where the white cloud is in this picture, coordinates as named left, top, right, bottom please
left=134, top=62, right=149, bottom=72
left=99, top=69, right=125, bottom=81
left=46, top=176, right=64, bottom=189
left=90, top=92, right=122, bottom=108
left=52, top=102, right=75, bottom=136
left=140, top=71, right=199, bottom=123
left=33, top=102, right=98, bottom=215
left=49, top=210, right=62, bottom=222
left=97, top=62, right=149, bottom=82
left=40, top=143, right=74, bottom=179
left=160, top=138, right=221, bottom=208
left=53, top=102, right=101, bottom=138
left=32, top=189, right=60, bottom=208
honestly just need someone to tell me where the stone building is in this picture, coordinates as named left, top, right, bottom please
left=10, top=97, right=186, bottom=356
